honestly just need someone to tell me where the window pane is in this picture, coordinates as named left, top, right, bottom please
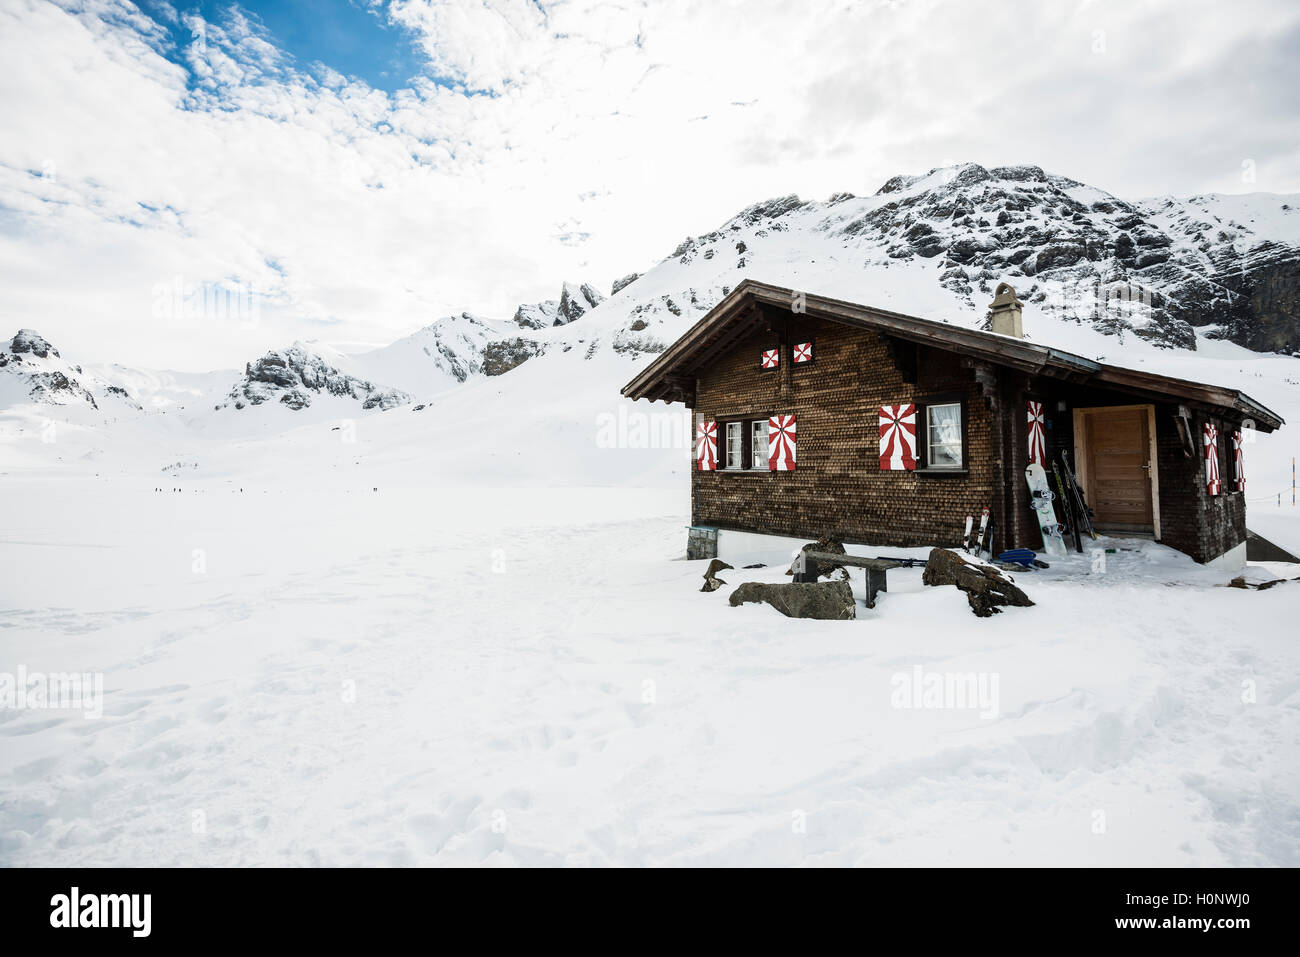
left=751, top=420, right=768, bottom=469
left=927, top=403, right=963, bottom=468
left=726, top=422, right=743, bottom=469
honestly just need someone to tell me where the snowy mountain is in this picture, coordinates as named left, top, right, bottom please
left=3, top=162, right=1299, bottom=493
left=0, top=329, right=140, bottom=412
left=594, top=163, right=1300, bottom=355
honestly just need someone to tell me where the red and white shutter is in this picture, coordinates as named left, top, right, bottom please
left=1027, top=400, right=1046, bottom=467
left=878, top=404, right=917, bottom=470
left=768, top=414, right=796, bottom=471
left=761, top=348, right=779, bottom=370
left=793, top=341, right=813, bottom=363
left=1204, top=422, right=1220, bottom=495
left=1232, top=429, right=1244, bottom=492
left=696, top=420, right=717, bottom=471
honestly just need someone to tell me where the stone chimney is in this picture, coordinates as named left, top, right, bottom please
left=988, top=282, right=1024, bottom=338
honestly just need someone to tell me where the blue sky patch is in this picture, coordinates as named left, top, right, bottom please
left=139, top=0, right=429, bottom=93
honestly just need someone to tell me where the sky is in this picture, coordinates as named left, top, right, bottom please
left=1, top=0, right=1299, bottom=370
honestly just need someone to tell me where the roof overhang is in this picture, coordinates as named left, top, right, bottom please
left=620, top=279, right=1284, bottom=432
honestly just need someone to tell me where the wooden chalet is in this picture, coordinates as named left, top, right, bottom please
left=621, top=279, right=1285, bottom=567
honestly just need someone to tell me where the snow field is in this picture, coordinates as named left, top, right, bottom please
left=1, top=481, right=1296, bottom=866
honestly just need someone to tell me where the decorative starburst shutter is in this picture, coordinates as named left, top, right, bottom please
left=793, top=341, right=813, bottom=363
left=761, top=348, right=779, bottom=370
left=878, top=404, right=917, bottom=470
left=1232, top=429, right=1244, bottom=492
left=768, top=414, right=796, bottom=471
left=1027, top=400, right=1046, bottom=467
left=1204, top=422, right=1220, bottom=495
left=696, top=420, right=717, bottom=471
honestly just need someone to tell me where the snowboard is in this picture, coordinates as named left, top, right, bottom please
left=1025, top=463, right=1068, bottom=558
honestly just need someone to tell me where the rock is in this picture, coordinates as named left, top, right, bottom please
left=513, top=300, right=560, bottom=329
left=611, top=273, right=641, bottom=296
left=556, top=282, right=605, bottom=324
left=700, top=558, right=733, bottom=593
left=786, top=537, right=848, bottom=579
left=10, top=329, right=58, bottom=358
left=482, top=338, right=545, bottom=376
left=729, top=580, right=856, bottom=620
left=922, top=547, right=1034, bottom=617
left=219, top=345, right=411, bottom=412
left=1227, top=576, right=1250, bottom=589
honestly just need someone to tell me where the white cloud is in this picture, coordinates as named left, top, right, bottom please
left=0, top=0, right=1297, bottom=368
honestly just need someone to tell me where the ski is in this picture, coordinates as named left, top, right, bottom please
left=962, top=514, right=974, bottom=553
left=1025, top=463, right=1069, bottom=558
left=973, top=507, right=989, bottom=557
left=1059, top=450, right=1098, bottom=540
left=1051, top=460, right=1082, bottom=552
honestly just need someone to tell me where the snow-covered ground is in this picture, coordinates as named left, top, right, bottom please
left=2, top=477, right=1297, bottom=866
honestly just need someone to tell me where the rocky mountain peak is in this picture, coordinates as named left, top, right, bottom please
left=219, top=345, right=410, bottom=412
left=557, top=281, right=604, bottom=323
left=10, top=329, right=59, bottom=359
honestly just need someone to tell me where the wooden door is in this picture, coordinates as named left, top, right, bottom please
left=1085, top=408, right=1153, bottom=527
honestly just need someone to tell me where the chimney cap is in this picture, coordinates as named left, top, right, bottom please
left=991, top=282, right=1022, bottom=309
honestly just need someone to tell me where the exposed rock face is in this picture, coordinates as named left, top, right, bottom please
left=922, top=547, right=1034, bottom=617
left=729, top=580, right=856, bottom=620
left=10, top=329, right=58, bottom=358
left=513, top=300, right=560, bottom=330
left=512, top=280, right=604, bottom=329
left=219, top=346, right=410, bottom=411
left=611, top=273, right=641, bottom=296
left=482, top=338, right=545, bottom=376
left=557, top=282, right=604, bottom=324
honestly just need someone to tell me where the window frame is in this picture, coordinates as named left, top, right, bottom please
left=724, top=420, right=744, bottom=470
left=915, top=393, right=968, bottom=474
left=716, top=415, right=775, bottom=472
left=750, top=419, right=769, bottom=470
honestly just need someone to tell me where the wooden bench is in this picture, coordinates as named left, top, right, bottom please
left=791, top=551, right=900, bottom=607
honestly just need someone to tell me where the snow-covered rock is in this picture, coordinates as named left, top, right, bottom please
left=218, top=345, right=410, bottom=412
left=348, top=312, right=509, bottom=393
left=611, top=272, right=641, bottom=296
left=0, top=329, right=102, bottom=408
left=513, top=299, right=560, bottom=330
left=557, top=281, right=604, bottom=324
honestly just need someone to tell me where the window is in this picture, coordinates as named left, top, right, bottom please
left=717, top=417, right=776, bottom=471
left=925, top=402, right=964, bottom=469
left=751, top=420, right=768, bottom=469
left=725, top=422, right=743, bottom=470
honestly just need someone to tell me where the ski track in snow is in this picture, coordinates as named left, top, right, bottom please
left=1, top=483, right=1297, bottom=866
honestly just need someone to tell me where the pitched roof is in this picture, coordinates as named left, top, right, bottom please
left=620, top=279, right=1284, bottom=431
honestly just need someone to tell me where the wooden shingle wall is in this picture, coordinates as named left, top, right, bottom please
left=690, top=316, right=999, bottom=547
